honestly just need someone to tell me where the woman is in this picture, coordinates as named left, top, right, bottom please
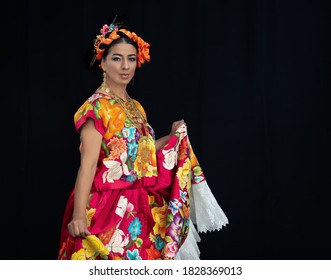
left=58, top=19, right=228, bottom=260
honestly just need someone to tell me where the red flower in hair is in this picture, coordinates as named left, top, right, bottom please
left=93, top=24, right=150, bottom=68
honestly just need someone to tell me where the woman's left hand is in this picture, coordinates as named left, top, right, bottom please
left=170, top=119, right=186, bottom=135
left=156, top=119, right=186, bottom=151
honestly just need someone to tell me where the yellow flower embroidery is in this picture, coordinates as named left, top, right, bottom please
left=148, top=195, right=155, bottom=205
left=83, top=235, right=109, bottom=259
left=177, top=158, right=191, bottom=189
left=134, top=135, right=157, bottom=178
left=71, top=248, right=86, bottom=260
left=86, top=208, right=96, bottom=227
left=151, top=202, right=167, bottom=238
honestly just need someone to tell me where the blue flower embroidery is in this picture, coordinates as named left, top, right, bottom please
left=180, top=190, right=187, bottom=202
left=126, top=249, right=142, bottom=260
left=169, top=199, right=182, bottom=215
left=155, top=236, right=165, bottom=250
left=122, top=127, right=136, bottom=142
left=126, top=174, right=137, bottom=182
left=128, top=217, right=142, bottom=240
left=127, top=141, right=138, bottom=161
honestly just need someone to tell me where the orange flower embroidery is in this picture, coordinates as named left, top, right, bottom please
left=146, top=245, right=161, bottom=260
left=107, top=137, right=127, bottom=160
left=98, top=225, right=116, bottom=244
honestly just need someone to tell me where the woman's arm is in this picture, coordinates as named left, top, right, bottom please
left=67, top=118, right=102, bottom=238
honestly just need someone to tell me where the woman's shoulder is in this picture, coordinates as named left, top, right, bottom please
left=75, top=91, right=113, bottom=112
left=74, top=91, right=111, bottom=118
left=86, top=91, right=112, bottom=104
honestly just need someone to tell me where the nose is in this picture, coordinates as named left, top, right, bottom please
left=122, top=58, right=129, bottom=70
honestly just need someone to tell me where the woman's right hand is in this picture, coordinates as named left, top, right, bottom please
left=67, top=217, right=91, bottom=238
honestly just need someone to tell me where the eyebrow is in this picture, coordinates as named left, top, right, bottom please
left=111, top=53, right=137, bottom=57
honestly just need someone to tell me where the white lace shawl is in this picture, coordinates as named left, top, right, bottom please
left=175, top=180, right=229, bottom=260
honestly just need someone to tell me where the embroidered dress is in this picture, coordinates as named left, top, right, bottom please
left=58, top=91, right=228, bottom=260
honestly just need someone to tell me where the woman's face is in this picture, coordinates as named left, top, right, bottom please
left=101, top=42, right=137, bottom=87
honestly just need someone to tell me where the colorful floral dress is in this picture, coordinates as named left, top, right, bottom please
left=58, top=91, right=228, bottom=260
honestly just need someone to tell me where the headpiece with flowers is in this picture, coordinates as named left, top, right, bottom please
left=91, top=20, right=150, bottom=68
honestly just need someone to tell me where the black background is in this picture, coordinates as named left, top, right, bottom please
left=3, top=0, right=330, bottom=259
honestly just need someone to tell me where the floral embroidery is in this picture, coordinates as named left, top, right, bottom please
left=155, top=236, right=165, bottom=250
left=102, top=152, right=130, bottom=183
left=75, top=95, right=157, bottom=184
left=183, top=204, right=190, bottom=220
left=192, top=165, right=204, bottom=183
left=169, top=199, right=182, bottom=215
left=71, top=248, right=86, bottom=260
left=180, top=190, right=188, bottom=203
left=98, top=226, right=116, bottom=244
left=88, top=93, right=103, bottom=103
left=168, top=216, right=184, bottom=243
left=164, top=241, right=178, bottom=259
left=127, top=141, right=138, bottom=161
left=103, top=105, right=126, bottom=140
left=105, top=229, right=129, bottom=255
left=122, top=127, right=136, bottom=142
left=151, top=202, right=167, bottom=238
left=134, top=134, right=157, bottom=178
left=162, top=147, right=177, bottom=170
left=126, top=202, right=136, bottom=218
left=86, top=208, right=96, bottom=227
left=177, top=158, right=191, bottom=189
left=128, top=217, right=142, bottom=240
left=83, top=235, right=109, bottom=260
left=146, top=244, right=162, bottom=260
left=107, top=137, right=127, bottom=160
left=115, top=196, right=129, bottom=218
left=126, top=249, right=142, bottom=260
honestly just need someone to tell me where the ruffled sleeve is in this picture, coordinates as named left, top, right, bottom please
left=176, top=180, right=229, bottom=260
left=160, top=124, right=228, bottom=259
left=74, top=93, right=108, bottom=136
left=190, top=180, right=229, bottom=233
left=188, top=145, right=228, bottom=232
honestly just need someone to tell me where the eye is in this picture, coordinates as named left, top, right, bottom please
left=129, top=57, right=137, bottom=62
left=112, top=56, right=121, bottom=61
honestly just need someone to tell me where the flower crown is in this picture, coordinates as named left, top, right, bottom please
left=91, top=22, right=150, bottom=68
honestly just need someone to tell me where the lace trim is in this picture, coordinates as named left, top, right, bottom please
left=175, top=220, right=201, bottom=260
left=190, top=180, right=229, bottom=233
left=176, top=180, right=229, bottom=259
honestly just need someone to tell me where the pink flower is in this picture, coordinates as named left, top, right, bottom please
left=126, top=203, right=134, bottom=213
left=164, top=241, right=178, bottom=258
left=100, top=24, right=110, bottom=35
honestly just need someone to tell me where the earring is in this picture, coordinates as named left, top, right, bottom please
left=103, top=71, right=106, bottom=84
left=101, top=71, right=110, bottom=93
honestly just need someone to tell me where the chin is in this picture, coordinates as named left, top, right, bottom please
left=121, top=81, right=131, bottom=86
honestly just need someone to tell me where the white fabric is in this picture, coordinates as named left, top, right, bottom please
left=190, top=180, right=229, bottom=233
left=175, top=219, right=201, bottom=260
left=176, top=180, right=228, bottom=259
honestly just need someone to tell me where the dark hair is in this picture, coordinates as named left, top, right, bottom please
left=102, top=32, right=138, bottom=59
